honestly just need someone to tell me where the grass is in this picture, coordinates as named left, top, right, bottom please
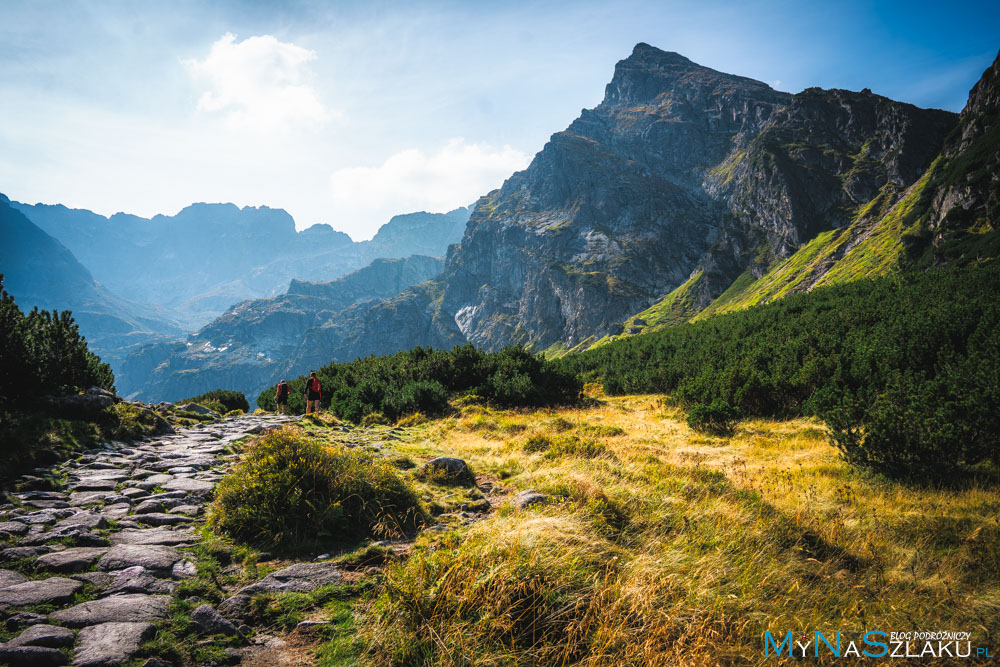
left=308, top=393, right=1000, bottom=664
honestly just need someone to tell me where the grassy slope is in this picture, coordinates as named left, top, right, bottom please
left=295, top=395, right=1000, bottom=665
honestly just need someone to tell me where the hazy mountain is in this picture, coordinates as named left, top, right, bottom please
left=118, top=255, right=445, bottom=401
left=8, top=199, right=470, bottom=328
left=0, top=196, right=183, bottom=373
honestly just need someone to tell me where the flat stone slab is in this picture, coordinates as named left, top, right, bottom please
left=0, top=645, right=68, bottom=666
left=0, top=577, right=83, bottom=609
left=161, top=477, right=214, bottom=495
left=105, top=567, right=177, bottom=596
left=54, top=512, right=109, bottom=531
left=50, top=594, right=170, bottom=627
left=36, top=547, right=110, bottom=573
left=0, top=520, right=31, bottom=535
left=0, top=568, right=30, bottom=589
left=132, top=513, right=194, bottom=527
left=73, top=621, right=156, bottom=666
left=109, top=529, right=194, bottom=546
left=8, top=623, right=75, bottom=648
left=238, top=562, right=342, bottom=596
left=68, top=493, right=106, bottom=507
left=98, top=545, right=181, bottom=576
left=142, top=474, right=174, bottom=486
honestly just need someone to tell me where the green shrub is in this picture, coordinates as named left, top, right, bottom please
left=177, top=389, right=249, bottom=414
left=360, top=412, right=389, bottom=427
left=257, top=344, right=580, bottom=422
left=686, top=400, right=742, bottom=436
left=208, top=428, right=425, bottom=547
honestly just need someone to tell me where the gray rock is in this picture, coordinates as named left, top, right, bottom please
left=0, top=577, right=83, bottom=609
left=14, top=512, right=59, bottom=525
left=120, top=489, right=148, bottom=500
left=0, top=645, right=68, bottom=666
left=216, top=594, right=252, bottom=621
left=168, top=505, right=202, bottom=517
left=71, top=572, right=113, bottom=588
left=176, top=403, right=217, bottom=416
left=421, top=457, right=475, bottom=484
left=238, top=562, right=342, bottom=596
left=54, top=513, right=109, bottom=531
left=5, top=612, right=49, bottom=630
left=171, top=560, right=197, bottom=579
left=190, top=604, right=240, bottom=637
left=140, top=475, right=173, bottom=487
left=0, top=568, right=30, bottom=589
left=513, top=490, right=549, bottom=509
left=98, top=545, right=181, bottom=576
left=140, top=660, right=172, bottom=667
left=132, top=513, right=194, bottom=527
left=36, top=547, right=110, bottom=573
left=131, top=500, right=165, bottom=514
left=23, top=500, right=70, bottom=510
left=105, top=567, right=177, bottom=596
left=0, top=521, right=30, bottom=535
left=8, top=623, right=75, bottom=648
left=161, top=477, right=214, bottom=496
left=67, top=493, right=106, bottom=507
left=49, top=594, right=171, bottom=627
left=109, top=529, right=194, bottom=546
left=73, top=621, right=156, bottom=666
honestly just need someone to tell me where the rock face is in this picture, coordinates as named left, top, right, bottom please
left=435, top=44, right=956, bottom=350
left=918, top=50, right=1000, bottom=263
left=121, top=255, right=447, bottom=402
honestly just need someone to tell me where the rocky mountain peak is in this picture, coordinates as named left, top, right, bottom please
left=602, top=43, right=777, bottom=108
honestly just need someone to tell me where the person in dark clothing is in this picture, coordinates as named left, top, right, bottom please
left=305, top=371, right=322, bottom=414
left=274, top=379, right=290, bottom=415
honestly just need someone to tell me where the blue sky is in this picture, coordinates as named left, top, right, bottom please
left=1, top=0, right=997, bottom=239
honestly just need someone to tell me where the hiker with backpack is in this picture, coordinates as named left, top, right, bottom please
left=274, top=379, right=290, bottom=415
left=305, top=371, right=322, bottom=414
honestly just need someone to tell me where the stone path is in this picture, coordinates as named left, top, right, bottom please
left=0, top=414, right=296, bottom=666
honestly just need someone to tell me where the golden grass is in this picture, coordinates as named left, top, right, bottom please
left=316, top=395, right=1000, bottom=665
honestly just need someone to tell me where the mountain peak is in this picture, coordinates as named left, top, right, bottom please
left=628, top=42, right=693, bottom=65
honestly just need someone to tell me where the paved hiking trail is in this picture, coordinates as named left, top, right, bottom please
left=0, top=413, right=320, bottom=666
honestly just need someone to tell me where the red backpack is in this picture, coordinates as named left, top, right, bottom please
left=308, top=377, right=321, bottom=394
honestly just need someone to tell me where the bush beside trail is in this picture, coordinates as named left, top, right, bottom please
left=176, top=389, right=249, bottom=414
left=208, top=427, right=425, bottom=547
left=258, top=345, right=581, bottom=422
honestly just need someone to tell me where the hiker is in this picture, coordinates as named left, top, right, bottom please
left=274, top=379, right=289, bottom=415
left=305, top=371, right=322, bottom=414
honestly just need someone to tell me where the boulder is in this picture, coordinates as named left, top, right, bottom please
left=237, top=562, right=342, bottom=596
left=420, top=457, right=475, bottom=484
left=176, top=403, right=218, bottom=416
left=190, top=604, right=240, bottom=637
left=513, top=489, right=549, bottom=510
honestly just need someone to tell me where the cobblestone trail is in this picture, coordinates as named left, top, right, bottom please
left=0, top=414, right=305, bottom=666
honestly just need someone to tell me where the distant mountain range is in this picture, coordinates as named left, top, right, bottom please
left=7, top=199, right=469, bottom=329
left=0, top=196, right=184, bottom=371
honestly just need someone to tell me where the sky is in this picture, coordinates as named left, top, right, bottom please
left=1, top=0, right=997, bottom=240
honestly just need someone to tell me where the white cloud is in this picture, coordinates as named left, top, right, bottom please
left=184, top=33, right=327, bottom=132
left=329, top=138, right=531, bottom=239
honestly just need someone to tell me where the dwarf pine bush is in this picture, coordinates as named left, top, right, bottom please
left=208, top=428, right=425, bottom=547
